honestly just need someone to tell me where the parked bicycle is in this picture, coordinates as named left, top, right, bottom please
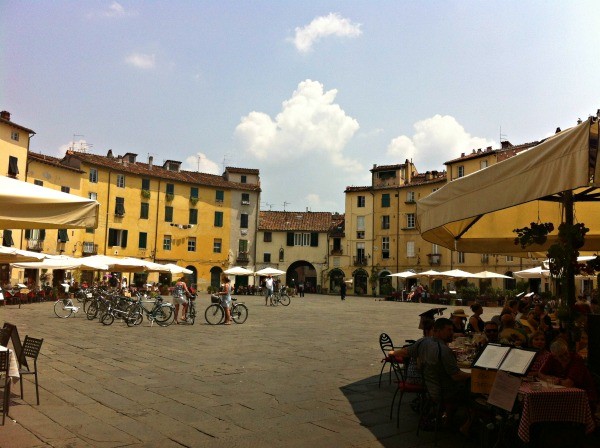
left=180, top=293, right=197, bottom=325
left=125, top=292, right=176, bottom=327
left=205, top=294, right=248, bottom=325
left=53, top=297, right=81, bottom=318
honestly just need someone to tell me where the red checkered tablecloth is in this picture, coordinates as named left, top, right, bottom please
left=518, top=383, right=596, bottom=442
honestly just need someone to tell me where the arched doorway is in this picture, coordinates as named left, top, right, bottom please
left=210, top=266, right=223, bottom=290
left=378, top=271, right=392, bottom=295
left=352, top=268, right=368, bottom=295
left=504, top=272, right=516, bottom=290
left=328, top=268, right=344, bottom=294
left=287, top=260, right=317, bottom=293
left=185, top=266, right=197, bottom=289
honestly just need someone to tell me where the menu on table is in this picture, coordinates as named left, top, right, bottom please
left=472, top=343, right=537, bottom=376
left=499, top=347, right=537, bottom=375
left=473, top=344, right=510, bottom=369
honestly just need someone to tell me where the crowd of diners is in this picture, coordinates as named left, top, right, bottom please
left=388, top=295, right=599, bottom=437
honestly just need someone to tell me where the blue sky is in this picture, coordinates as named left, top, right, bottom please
left=2, top=1, right=599, bottom=213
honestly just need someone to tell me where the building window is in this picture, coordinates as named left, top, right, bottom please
left=115, top=197, right=125, bottom=216
left=406, top=241, right=415, bottom=257
left=241, top=175, right=247, bottom=183
left=108, top=229, right=128, bottom=247
left=381, top=193, right=390, bottom=207
left=34, top=179, right=43, bottom=186
left=213, top=238, right=222, bottom=253
left=481, top=253, right=489, bottom=263
left=457, top=166, right=465, bottom=178
left=57, top=229, right=69, bottom=242
left=2, top=230, right=14, bottom=246
left=382, top=237, right=390, bottom=259
left=357, top=231, right=365, bottom=239
left=86, top=227, right=95, bottom=234
left=140, top=202, right=149, bottom=219
left=142, top=178, right=150, bottom=191
left=241, top=193, right=250, bottom=205
left=89, top=192, right=97, bottom=201
left=138, top=232, right=147, bottom=249
left=163, top=235, right=171, bottom=250
left=480, top=160, right=488, bottom=169
left=458, top=252, right=465, bottom=264
left=189, top=208, right=198, bottom=225
left=188, top=237, right=196, bottom=252
left=190, top=187, right=199, bottom=199
left=7, top=156, right=19, bottom=177
left=432, top=244, right=439, bottom=254
left=263, top=253, right=271, bottom=263
left=214, top=211, right=223, bottom=227
left=506, top=256, right=514, bottom=262
left=406, top=191, right=415, bottom=203
left=216, top=190, right=224, bottom=203
left=239, top=239, right=248, bottom=254
left=357, top=196, right=365, bottom=207
left=356, top=242, right=365, bottom=263
left=166, top=183, right=174, bottom=195
left=165, top=206, right=173, bottom=222
left=406, top=213, right=415, bottom=229
left=357, top=216, right=365, bottom=231
left=116, top=174, right=125, bottom=188
left=61, top=186, right=70, bottom=194
left=240, top=213, right=249, bottom=228
left=89, top=168, right=98, bottom=183
left=382, top=215, right=390, bottom=229
left=288, top=232, right=318, bottom=247
left=10, top=131, right=19, bottom=141
left=264, top=232, right=272, bottom=242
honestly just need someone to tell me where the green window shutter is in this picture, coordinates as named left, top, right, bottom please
left=108, top=229, right=117, bottom=246
left=3, top=230, right=13, bottom=246
left=40, top=229, right=46, bottom=240
left=214, top=211, right=223, bottom=227
left=25, top=229, right=30, bottom=239
left=287, top=232, right=294, bottom=246
left=121, top=230, right=128, bottom=248
left=139, top=232, right=147, bottom=249
left=58, top=229, right=69, bottom=242
left=310, top=232, right=319, bottom=247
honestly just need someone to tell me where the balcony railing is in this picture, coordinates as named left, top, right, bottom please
left=83, top=243, right=98, bottom=255
left=236, top=251, right=249, bottom=263
left=330, top=248, right=343, bottom=255
left=26, top=239, right=44, bottom=251
left=427, top=253, right=441, bottom=265
left=353, top=256, right=368, bottom=266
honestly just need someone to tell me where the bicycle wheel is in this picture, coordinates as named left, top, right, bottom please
left=54, top=299, right=73, bottom=318
left=205, top=304, right=224, bottom=325
left=83, top=297, right=93, bottom=313
left=101, top=311, right=114, bottom=326
left=279, top=294, right=291, bottom=306
left=232, top=303, right=248, bottom=324
left=86, top=301, right=99, bottom=320
left=155, top=304, right=175, bottom=327
left=271, top=295, right=279, bottom=306
left=125, top=304, right=143, bottom=327
left=187, top=303, right=196, bottom=325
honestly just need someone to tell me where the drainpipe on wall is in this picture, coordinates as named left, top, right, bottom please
left=103, top=170, right=112, bottom=256
left=153, top=178, right=162, bottom=263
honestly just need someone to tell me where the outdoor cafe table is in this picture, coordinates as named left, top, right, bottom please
left=517, top=382, right=596, bottom=443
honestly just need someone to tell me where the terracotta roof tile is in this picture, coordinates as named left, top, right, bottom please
left=259, top=211, right=333, bottom=231
left=28, top=152, right=83, bottom=173
left=225, top=166, right=260, bottom=174
left=0, top=117, right=35, bottom=135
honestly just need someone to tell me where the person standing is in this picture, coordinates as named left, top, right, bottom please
left=265, top=275, right=274, bottom=306
left=172, top=276, right=191, bottom=324
left=298, top=280, right=305, bottom=297
left=218, top=277, right=233, bottom=324
left=340, top=280, right=347, bottom=301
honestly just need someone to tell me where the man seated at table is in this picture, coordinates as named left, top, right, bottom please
left=538, top=339, right=598, bottom=412
left=392, top=318, right=472, bottom=433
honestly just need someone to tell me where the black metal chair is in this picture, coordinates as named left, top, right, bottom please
left=0, top=328, right=8, bottom=347
left=389, top=356, right=426, bottom=428
left=18, top=335, right=43, bottom=405
left=378, top=333, right=400, bottom=387
left=0, top=350, right=10, bottom=425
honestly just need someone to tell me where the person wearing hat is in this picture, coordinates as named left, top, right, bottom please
left=450, top=309, right=467, bottom=335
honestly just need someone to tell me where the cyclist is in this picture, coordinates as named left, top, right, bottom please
left=218, top=276, right=233, bottom=324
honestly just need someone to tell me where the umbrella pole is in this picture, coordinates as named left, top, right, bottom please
left=562, top=190, right=578, bottom=349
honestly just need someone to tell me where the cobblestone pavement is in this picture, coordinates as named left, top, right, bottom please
left=0, top=294, right=501, bottom=447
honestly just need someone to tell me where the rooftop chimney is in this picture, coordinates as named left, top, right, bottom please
left=107, top=149, right=114, bottom=158
left=148, top=155, right=153, bottom=170
left=0, top=111, right=10, bottom=121
left=461, top=152, right=465, bottom=157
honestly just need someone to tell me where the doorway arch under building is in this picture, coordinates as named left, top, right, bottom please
left=287, top=260, right=317, bottom=293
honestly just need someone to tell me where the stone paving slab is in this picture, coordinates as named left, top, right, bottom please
left=0, top=294, right=505, bottom=447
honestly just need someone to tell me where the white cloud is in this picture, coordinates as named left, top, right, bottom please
left=125, top=53, right=156, bottom=69
left=291, top=13, right=362, bottom=53
left=235, top=79, right=362, bottom=172
left=87, top=2, right=136, bottom=19
left=183, top=153, right=220, bottom=174
left=386, top=115, right=496, bottom=170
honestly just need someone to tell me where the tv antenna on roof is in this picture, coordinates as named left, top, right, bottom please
left=499, top=126, right=508, bottom=143
left=222, top=154, right=231, bottom=173
left=283, top=201, right=291, bottom=211
left=71, top=134, right=92, bottom=152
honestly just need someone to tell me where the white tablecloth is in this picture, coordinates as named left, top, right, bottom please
left=0, top=345, right=20, bottom=382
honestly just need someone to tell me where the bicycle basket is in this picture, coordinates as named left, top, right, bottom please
left=211, top=294, right=220, bottom=304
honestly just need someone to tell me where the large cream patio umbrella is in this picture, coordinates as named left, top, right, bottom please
left=417, top=117, right=600, bottom=306
left=0, top=245, right=47, bottom=263
left=0, top=175, right=99, bottom=229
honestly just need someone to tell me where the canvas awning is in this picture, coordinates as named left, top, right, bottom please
left=0, top=175, right=99, bottom=229
left=417, top=118, right=600, bottom=254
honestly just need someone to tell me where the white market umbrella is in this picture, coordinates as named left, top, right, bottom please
left=224, top=266, right=254, bottom=276
left=514, top=266, right=550, bottom=278
left=0, top=175, right=99, bottom=229
left=12, top=255, right=109, bottom=271
left=471, top=271, right=513, bottom=279
left=255, top=267, right=286, bottom=276
left=122, top=257, right=171, bottom=272
left=82, top=255, right=147, bottom=272
left=162, top=263, right=193, bottom=275
left=0, top=245, right=47, bottom=263
left=387, top=271, right=417, bottom=278
left=411, top=270, right=444, bottom=278
left=438, top=269, right=477, bottom=278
